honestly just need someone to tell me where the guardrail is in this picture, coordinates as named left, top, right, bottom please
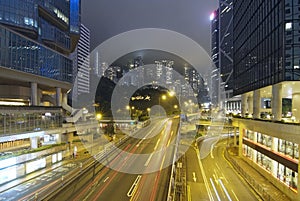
left=166, top=122, right=181, bottom=201
left=224, top=148, right=276, bottom=201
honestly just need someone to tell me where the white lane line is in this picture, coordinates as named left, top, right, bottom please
left=127, top=175, right=142, bottom=197
left=213, top=174, right=218, bottom=183
left=192, top=172, right=197, bottom=182
left=160, top=154, right=166, bottom=171
left=154, top=138, right=161, bottom=150
left=167, top=138, right=171, bottom=147
left=196, top=148, right=214, bottom=201
left=187, top=185, right=192, bottom=201
left=136, top=126, right=159, bottom=147
left=216, top=163, right=221, bottom=171
left=103, top=177, right=109, bottom=183
left=144, top=153, right=153, bottom=166
left=218, top=179, right=232, bottom=201
left=210, top=140, right=217, bottom=159
left=231, top=189, right=239, bottom=201
left=221, top=172, right=229, bottom=184
left=210, top=178, right=221, bottom=201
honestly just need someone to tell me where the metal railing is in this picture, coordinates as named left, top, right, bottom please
left=166, top=122, right=181, bottom=201
left=224, top=149, right=278, bottom=201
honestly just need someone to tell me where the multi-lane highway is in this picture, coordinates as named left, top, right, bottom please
left=0, top=117, right=262, bottom=201
left=49, top=117, right=179, bottom=201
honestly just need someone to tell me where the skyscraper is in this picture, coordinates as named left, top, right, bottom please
left=0, top=0, right=81, bottom=106
left=219, top=0, right=234, bottom=96
left=233, top=1, right=300, bottom=200
left=233, top=0, right=300, bottom=120
left=72, top=23, right=90, bottom=99
left=211, top=0, right=241, bottom=114
left=210, top=9, right=221, bottom=107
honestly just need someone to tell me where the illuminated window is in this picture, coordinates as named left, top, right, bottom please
left=286, top=22, right=292, bottom=30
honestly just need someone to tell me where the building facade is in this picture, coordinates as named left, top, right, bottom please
left=0, top=0, right=81, bottom=167
left=233, top=0, right=300, bottom=200
left=0, top=0, right=80, bottom=106
left=72, top=23, right=90, bottom=100
left=210, top=9, right=220, bottom=107
left=211, top=0, right=241, bottom=114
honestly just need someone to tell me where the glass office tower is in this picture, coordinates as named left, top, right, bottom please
left=233, top=1, right=300, bottom=200
left=233, top=0, right=300, bottom=95
left=0, top=0, right=80, bottom=105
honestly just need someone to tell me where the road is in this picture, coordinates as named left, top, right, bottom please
left=50, top=117, right=179, bottom=201
left=185, top=136, right=259, bottom=201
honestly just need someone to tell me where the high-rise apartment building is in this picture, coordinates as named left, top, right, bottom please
left=233, top=1, right=300, bottom=200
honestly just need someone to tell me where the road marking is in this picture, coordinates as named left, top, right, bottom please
left=144, top=153, right=153, bottom=166
left=136, top=127, right=158, bottom=147
left=196, top=148, right=214, bottom=201
left=218, top=179, right=232, bottom=201
left=167, top=138, right=171, bottom=147
left=127, top=175, right=142, bottom=197
left=187, top=184, right=192, bottom=201
left=103, top=177, right=109, bottom=183
left=210, top=178, right=221, bottom=201
left=210, top=141, right=217, bottom=159
left=160, top=154, right=166, bottom=170
left=154, top=138, right=161, bottom=150
left=213, top=174, right=218, bottom=183
left=192, top=172, right=197, bottom=182
left=231, top=190, right=239, bottom=201
left=221, top=172, right=229, bottom=184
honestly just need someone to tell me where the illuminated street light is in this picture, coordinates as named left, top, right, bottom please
left=96, top=113, right=102, bottom=120
left=168, top=91, right=175, bottom=97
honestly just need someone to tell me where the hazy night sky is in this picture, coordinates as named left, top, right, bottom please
left=81, top=0, right=218, bottom=53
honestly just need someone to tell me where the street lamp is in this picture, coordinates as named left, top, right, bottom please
left=96, top=113, right=102, bottom=120
left=168, top=91, right=175, bottom=97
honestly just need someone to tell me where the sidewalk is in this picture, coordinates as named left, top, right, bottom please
left=225, top=146, right=291, bottom=201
